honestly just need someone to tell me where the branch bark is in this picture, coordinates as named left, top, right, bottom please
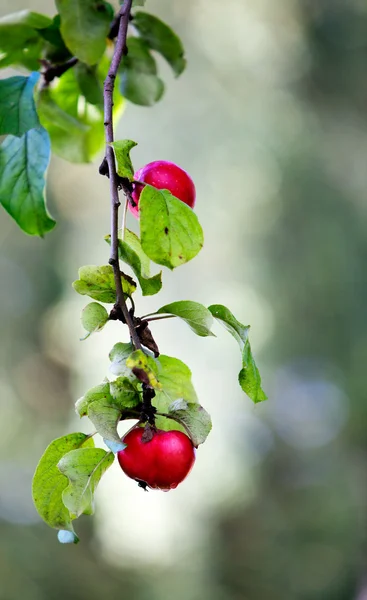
left=103, top=0, right=141, bottom=350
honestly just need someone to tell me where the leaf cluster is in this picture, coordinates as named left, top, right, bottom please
left=0, top=4, right=187, bottom=235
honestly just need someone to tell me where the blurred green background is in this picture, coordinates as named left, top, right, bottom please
left=1, top=0, right=367, bottom=598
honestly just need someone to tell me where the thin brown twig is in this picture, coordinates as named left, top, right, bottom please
left=103, top=0, right=141, bottom=350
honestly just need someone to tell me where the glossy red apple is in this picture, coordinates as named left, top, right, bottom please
left=117, top=427, right=196, bottom=491
left=129, top=160, right=196, bottom=218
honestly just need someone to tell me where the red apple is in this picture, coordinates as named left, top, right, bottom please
left=117, top=427, right=196, bottom=491
left=129, top=160, right=196, bottom=218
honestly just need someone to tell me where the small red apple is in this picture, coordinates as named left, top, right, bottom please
left=129, top=160, right=196, bottom=218
left=117, top=427, right=196, bottom=491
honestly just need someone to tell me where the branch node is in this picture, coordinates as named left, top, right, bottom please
left=109, top=304, right=126, bottom=323
left=99, top=157, right=109, bottom=177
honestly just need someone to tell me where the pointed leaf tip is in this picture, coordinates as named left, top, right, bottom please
left=110, top=139, right=137, bottom=181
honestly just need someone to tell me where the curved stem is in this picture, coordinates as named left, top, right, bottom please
left=103, top=0, right=141, bottom=350
left=142, top=314, right=177, bottom=323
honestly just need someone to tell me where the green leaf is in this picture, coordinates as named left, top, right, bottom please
left=105, top=229, right=162, bottom=296
left=37, top=87, right=90, bottom=135
left=0, top=72, right=40, bottom=137
left=110, top=377, right=141, bottom=408
left=0, top=11, right=51, bottom=70
left=76, top=380, right=139, bottom=451
left=110, top=139, right=137, bottom=181
left=58, top=448, right=114, bottom=517
left=208, top=304, right=267, bottom=404
left=109, top=342, right=135, bottom=377
left=0, top=127, right=55, bottom=237
left=154, top=300, right=214, bottom=337
left=56, top=0, right=112, bottom=65
left=38, top=15, right=71, bottom=63
left=88, top=402, right=125, bottom=452
left=76, top=381, right=112, bottom=417
left=37, top=68, right=124, bottom=164
left=153, top=355, right=198, bottom=432
left=238, top=340, right=267, bottom=404
left=132, top=0, right=146, bottom=6
left=119, top=37, right=164, bottom=106
left=77, top=379, right=140, bottom=413
left=0, top=40, right=43, bottom=72
left=32, top=432, right=93, bottom=541
left=133, top=12, right=186, bottom=76
left=140, top=186, right=203, bottom=269
left=167, top=399, right=212, bottom=447
left=126, top=349, right=162, bottom=389
left=120, top=70, right=165, bottom=106
left=158, top=355, right=198, bottom=402
left=0, top=10, right=51, bottom=28
left=72, top=265, right=136, bottom=303
left=38, top=15, right=68, bottom=50
left=123, top=37, right=157, bottom=74
left=122, top=229, right=150, bottom=272
left=208, top=304, right=249, bottom=347
left=75, top=63, right=103, bottom=106
left=0, top=10, right=51, bottom=71
left=81, top=302, right=109, bottom=340
left=75, top=382, right=121, bottom=449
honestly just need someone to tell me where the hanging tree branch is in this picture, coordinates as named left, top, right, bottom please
left=103, top=0, right=141, bottom=351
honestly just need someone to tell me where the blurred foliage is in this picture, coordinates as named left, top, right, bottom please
left=1, top=0, right=367, bottom=598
